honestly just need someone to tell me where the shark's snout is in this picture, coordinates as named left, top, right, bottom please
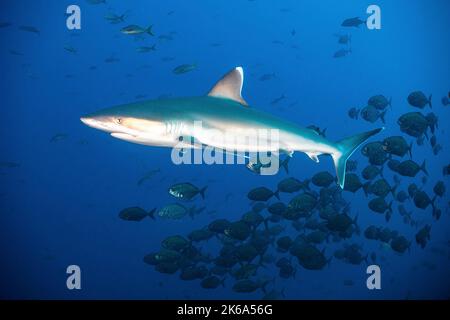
left=80, top=116, right=93, bottom=126
left=80, top=115, right=110, bottom=131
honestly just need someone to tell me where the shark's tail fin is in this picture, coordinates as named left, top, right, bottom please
left=146, top=25, right=154, bottom=36
left=332, top=128, right=384, bottom=188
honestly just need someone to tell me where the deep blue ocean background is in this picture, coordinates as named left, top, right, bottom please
left=0, top=0, right=449, bottom=299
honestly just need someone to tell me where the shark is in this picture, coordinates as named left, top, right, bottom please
left=80, top=66, right=383, bottom=188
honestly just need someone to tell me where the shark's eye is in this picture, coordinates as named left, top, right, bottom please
left=116, top=118, right=122, bottom=124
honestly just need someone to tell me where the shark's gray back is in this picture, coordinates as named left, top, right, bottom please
left=129, top=96, right=324, bottom=142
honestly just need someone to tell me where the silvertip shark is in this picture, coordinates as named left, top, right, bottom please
left=81, top=66, right=383, bottom=188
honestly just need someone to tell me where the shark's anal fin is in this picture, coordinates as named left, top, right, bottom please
left=280, top=149, right=294, bottom=157
left=306, top=152, right=320, bottom=163
left=208, top=67, right=248, bottom=106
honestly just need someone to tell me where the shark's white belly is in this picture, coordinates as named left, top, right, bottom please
left=190, top=125, right=337, bottom=156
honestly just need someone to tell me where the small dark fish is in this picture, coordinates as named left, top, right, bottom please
left=364, top=178, right=397, bottom=198
left=346, top=160, right=358, bottom=172
left=173, top=64, right=196, bottom=74
left=413, top=190, right=435, bottom=210
left=368, top=197, right=392, bottom=214
left=348, top=107, right=359, bottom=120
left=0, top=22, right=12, bottom=28
left=443, top=164, right=450, bottom=176
left=119, top=207, right=156, bottom=221
left=64, top=45, right=77, bottom=54
left=288, top=100, right=299, bottom=108
left=9, top=49, right=23, bottom=56
left=246, top=157, right=290, bottom=175
left=136, top=45, right=156, bottom=53
left=104, top=12, right=126, bottom=24
left=425, top=112, right=438, bottom=133
left=232, top=279, right=269, bottom=293
left=0, top=161, right=20, bottom=168
left=397, top=160, right=428, bottom=177
left=19, top=25, right=40, bottom=34
left=408, top=183, right=419, bottom=198
left=368, top=95, right=391, bottom=110
left=224, top=221, right=252, bottom=241
left=104, top=55, right=120, bottom=63
left=415, top=225, right=431, bottom=249
left=391, top=236, right=410, bottom=254
left=430, top=135, right=437, bottom=148
left=201, top=276, right=225, bottom=289
left=277, top=177, right=309, bottom=193
left=50, top=133, right=68, bottom=142
left=121, top=24, right=153, bottom=36
left=268, top=202, right=287, bottom=215
left=158, top=203, right=191, bottom=219
left=433, top=181, right=445, bottom=197
left=421, top=175, right=427, bottom=186
left=168, top=182, right=207, bottom=200
left=312, top=171, right=335, bottom=187
left=259, top=73, right=276, bottom=81
left=343, top=173, right=363, bottom=193
left=271, top=94, right=286, bottom=105
left=407, top=91, right=432, bottom=109
left=432, top=144, right=442, bottom=156
left=382, top=136, right=412, bottom=158
left=397, top=112, right=430, bottom=138
left=307, top=125, right=326, bottom=138
left=341, top=17, right=366, bottom=28
left=396, top=190, right=409, bottom=203
left=441, top=96, right=449, bottom=106
left=333, top=48, right=351, bottom=58
left=387, top=159, right=400, bottom=173
left=361, top=105, right=386, bottom=123
left=335, top=34, right=351, bottom=45
left=137, top=169, right=160, bottom=185
left=247, top=187, right=279, bottom=202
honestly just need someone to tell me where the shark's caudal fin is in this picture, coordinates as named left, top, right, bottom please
left=332, top=128, right=384, bottom=188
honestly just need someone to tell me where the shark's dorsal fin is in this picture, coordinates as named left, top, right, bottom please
left=208, top=67, right=248, bottom=106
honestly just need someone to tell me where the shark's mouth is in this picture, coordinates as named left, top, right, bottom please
left=110, top=132, right=143, bottom=143
left=111, top=132, right=136, bottom=139
left=110, top=132, right=178, bottom=147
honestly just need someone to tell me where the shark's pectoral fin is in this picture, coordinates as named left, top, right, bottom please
left=306, top=152, right=320, bottom=163
left=208, top=67, right=248, bottom=106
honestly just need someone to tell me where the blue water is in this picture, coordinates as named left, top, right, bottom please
left=0, top=0, right=449, bottom=299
